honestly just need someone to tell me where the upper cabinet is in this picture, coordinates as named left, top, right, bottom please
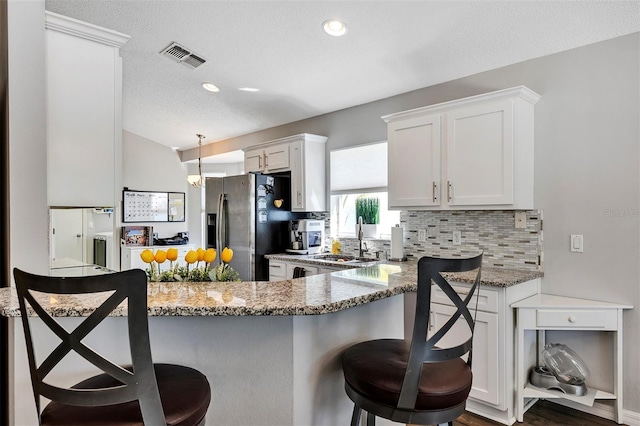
left=46, top=12, right=129, bottom=207
left=289, top=135, right=327, bottom=212
left=383, top=86, right=540, bottom=210
left=244, top=142, right=291, bottom=174
left=243, top=134, right=327, bottom=212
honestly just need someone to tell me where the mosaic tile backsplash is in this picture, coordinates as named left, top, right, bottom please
left=334, top=210, right=543, bottom=272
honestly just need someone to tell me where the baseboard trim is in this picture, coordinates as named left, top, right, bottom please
left=549, top=399, right=640, bottom=425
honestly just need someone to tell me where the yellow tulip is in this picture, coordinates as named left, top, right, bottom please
left=154, top=250, right=167, bottom=263
left=140, top=249, right=154, bottom=264
left=204, top=248, right=217, bottom=263
left=185, top=250, right=198, bottom=264
left=166, top=248, right=178, bottom=261
left=221, top=247, right=233, bottom=264
left=196, top=247, right=206, bottom=262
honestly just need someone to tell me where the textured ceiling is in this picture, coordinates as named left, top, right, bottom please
left=45, top=0, right=639, bottom=160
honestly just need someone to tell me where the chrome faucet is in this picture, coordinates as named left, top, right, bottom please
left=358, top=216, right=365, bottom=258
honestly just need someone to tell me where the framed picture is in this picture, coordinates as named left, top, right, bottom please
left=121, top=226, right=153, bottom=246
left=168, top=192, right=185, bottom=222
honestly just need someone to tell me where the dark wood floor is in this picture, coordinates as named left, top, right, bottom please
left=456, top=400, right=623, bottom=426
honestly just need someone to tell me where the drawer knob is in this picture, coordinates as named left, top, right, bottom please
left=568, top=316, right=577, bottom=323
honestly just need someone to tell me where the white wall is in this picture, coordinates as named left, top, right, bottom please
left=122, top=130, right=190, bottom=239
left=184, top=33, right=640, bottom=414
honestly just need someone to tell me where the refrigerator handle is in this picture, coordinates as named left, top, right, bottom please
left=216, top=193, right=227, bottom=250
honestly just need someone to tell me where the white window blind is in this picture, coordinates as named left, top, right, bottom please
left=330, top=142, right=387, bottom=193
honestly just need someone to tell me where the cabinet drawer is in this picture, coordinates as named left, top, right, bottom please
left=268, top=261, right=287, bottom=280
left=432, top=283, right=498, bottom=313
left=536, top=309, right=610, bottom=328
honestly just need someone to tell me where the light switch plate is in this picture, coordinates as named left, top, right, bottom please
left=570, top=235, right=583, bottom=253
left=515, top=211, right=526, bottom=229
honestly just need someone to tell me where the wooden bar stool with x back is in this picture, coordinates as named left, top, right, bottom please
left=342, top=253, right=483, bottom=426
left=13, top=268, right=211, bottom=426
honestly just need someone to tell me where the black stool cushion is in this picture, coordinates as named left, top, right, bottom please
left=41, top=364, right=211, bottom=426
left=342, top=339, right=472, bottom=411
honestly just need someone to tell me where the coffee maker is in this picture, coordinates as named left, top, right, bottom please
left=288, top=219, right=324, bottom=254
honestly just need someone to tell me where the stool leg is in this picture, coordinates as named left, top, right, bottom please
left=350, top=404, right=361, bottom=426
left=366, top=412, right=376, bottom=426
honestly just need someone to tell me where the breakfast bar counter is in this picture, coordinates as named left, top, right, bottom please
left=0, top=262, right=542, bottom=426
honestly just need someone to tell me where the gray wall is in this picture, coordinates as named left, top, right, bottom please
left=186, top=33, right=640, bottom=413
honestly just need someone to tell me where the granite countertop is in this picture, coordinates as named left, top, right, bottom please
left=0, top=262, right=542, bottom=318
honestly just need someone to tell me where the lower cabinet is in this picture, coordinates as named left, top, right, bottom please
left=417, top=278, right=540, bottom=425
left=268, top=259, right=346, bottom=281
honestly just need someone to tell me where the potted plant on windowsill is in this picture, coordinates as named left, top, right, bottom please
left=356, top=196, right=380, bottom=238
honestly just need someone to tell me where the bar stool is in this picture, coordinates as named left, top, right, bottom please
left=341, top=253, right=483, bottom=426
left=13, top=268, right=211, bottom=426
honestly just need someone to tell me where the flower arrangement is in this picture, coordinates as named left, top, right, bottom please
left=139, top=246, right=240, bottom=282
left=209, top=247, right=241, bottom=282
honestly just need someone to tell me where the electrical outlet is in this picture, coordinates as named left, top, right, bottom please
left=418, top=229, right=427, bottom=242
left=453, top=230, right=462, bottom=245
left=515, top=211, right=526, bottom=229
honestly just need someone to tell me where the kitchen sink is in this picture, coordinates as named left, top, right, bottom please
left=311, top=254, right=378, bottom=264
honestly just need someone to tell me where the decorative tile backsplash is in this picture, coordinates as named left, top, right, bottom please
left=333, top=210, right=543, bottom=272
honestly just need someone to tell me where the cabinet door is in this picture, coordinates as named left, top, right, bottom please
left=244, top=149, right=264, bottom=173
left=268, top=260, right=287, bottom=281
left=265, top=143, right=290, bottom=172
left=285, top=262, right=318, bottom=278
left=446, top=99, right=514, bottom=206
left=429, top=303, right=500, bottom=406
left=290, top=141, right=305, bottom=211
left=388, top=114, right=441, bottom=208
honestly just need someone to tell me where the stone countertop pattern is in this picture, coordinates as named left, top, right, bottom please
left=0, top=262, right=542, bottom=318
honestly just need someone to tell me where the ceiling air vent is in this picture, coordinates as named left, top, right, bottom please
left=159, top=42, right=206, bottom=69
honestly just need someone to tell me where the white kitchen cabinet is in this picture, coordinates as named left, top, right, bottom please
left=290, top=134, right=327, bottom=212
left=285, top=262, right=318, bottom=278
left=417, top=278, right=540, bottom=425
left=388, top=113, right=442, bottom=207
left=244, top=142, right=290, bottom=174
left=268, top=260, right=287, bottom=281
left=268, top=259, right=347, bottom=281
left=245, top=134, right=327, bottom=212
left=383, top=86, right=540, bottom=210
left=45, top=12, right=129, bottom=207
left=120, top=244, right=195, bottom=271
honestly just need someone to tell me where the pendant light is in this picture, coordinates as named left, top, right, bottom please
left=187, top=134, right=205, bottom=187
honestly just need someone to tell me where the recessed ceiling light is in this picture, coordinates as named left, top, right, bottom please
left=323, top=19, right=348, bottom=37
left=202, top=82, right=220, bottom=92
left=239, top=87, right=260, bottom=92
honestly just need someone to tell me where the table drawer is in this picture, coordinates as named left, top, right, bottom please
left=536, top=309, right=609, bottom=328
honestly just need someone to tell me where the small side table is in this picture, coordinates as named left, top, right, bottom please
left=512, top=294, right=632, bottom=424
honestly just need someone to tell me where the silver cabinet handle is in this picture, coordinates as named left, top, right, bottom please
left=432, top=182, right=438, bottom=203
left=447, top=181, right=452, bottom=202
left=271, top=264, right=282, bottom=269
left=258, top=156, right=262, bottom=169
left=429, top=310, right=435, bottom=331
left=264, top=154, right=268, bottom=168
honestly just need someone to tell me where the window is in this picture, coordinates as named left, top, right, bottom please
left=330, top=142, right=400, bottom=238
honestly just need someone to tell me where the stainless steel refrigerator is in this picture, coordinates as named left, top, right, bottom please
left=205, top=174, right=306, bottom=281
